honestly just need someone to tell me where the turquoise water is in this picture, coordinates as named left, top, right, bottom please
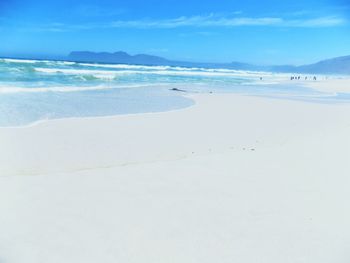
left=0, top=58, right=345, bottom=127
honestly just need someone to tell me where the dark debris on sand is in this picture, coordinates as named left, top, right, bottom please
left=170, top=88, right=187, bottom=92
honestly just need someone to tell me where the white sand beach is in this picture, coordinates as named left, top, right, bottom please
left=1, top=85, right=350, bottom=262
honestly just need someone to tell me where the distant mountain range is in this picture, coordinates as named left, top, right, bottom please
left=66, top=51, right=349, bottom=75
left=296, top=56, right=350, bottom=74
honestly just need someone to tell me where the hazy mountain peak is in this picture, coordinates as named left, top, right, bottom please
left=68, top=51, right=350, bottom=74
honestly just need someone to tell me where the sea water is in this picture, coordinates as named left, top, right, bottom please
left=0, top=58, right=345, bottom=127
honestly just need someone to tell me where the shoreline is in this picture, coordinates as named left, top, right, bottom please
left=2, top=77, right=350, bottom=129
left=1, top=92, right=350, bottom=176
left=1, top=87, right=350, bottom=262
left=0, top=94, right=196, bottom=130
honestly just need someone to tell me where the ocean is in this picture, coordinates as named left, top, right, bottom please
left=0, top=58, right=344, bottom=127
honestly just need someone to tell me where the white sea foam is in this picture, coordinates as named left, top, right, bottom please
left=0, top=83, right=172, bottom=94
left=78, top=63, right=213, bottom=72
left=0, top=58, right=77, bottom=66
left=33, top=66, right=274, bottom=79
left=1, top=58, right=287, bottom=80
left=1, top=58, right=40, bottom=64
left=58, top=61, right=76, bottom=65
left=34, top=67, right=118, bottom=79
left=79, top=63, right=173, bottom=71
left=0, top=85, right=111, bottom=93
left=78, top=62, right=275, bottom=75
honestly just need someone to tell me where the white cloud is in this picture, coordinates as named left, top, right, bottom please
left=110, top=15, right=282, bottom=28
left=23, top=13, right=347, bottom=33
left=232, top=11, right=244, bottom=15
left=288, top=16, right=346, bottom=27
left=109, top=14, right=346, bottom=29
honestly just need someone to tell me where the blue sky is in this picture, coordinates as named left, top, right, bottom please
left=0, top=0, right=349, bottom=65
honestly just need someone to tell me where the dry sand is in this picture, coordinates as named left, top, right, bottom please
left=1, top=90, right=350, bottom=262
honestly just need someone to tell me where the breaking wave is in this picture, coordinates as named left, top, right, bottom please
left=0, top=57, right=346, bottom=127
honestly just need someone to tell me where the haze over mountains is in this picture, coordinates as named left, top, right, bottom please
left=68, top=51, right=350, bottom=75
left=68, top=51, right=256, bottom=70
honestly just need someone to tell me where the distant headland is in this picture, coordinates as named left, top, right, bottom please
left=68, top=51, right=350, bottom=75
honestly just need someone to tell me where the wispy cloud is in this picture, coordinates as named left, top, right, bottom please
left=288, top=16, right=345, bottom=27
left=178, top=31, right=219, bottom=38
left=109, top=14, right=346, bottom=29
left=110, top=15, right=283, bottom=28
left=232, top=11, right=244, bottom=15
left=23, top=22, right=71, bottom=33
left=17, top=13, right=347, bottom=33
